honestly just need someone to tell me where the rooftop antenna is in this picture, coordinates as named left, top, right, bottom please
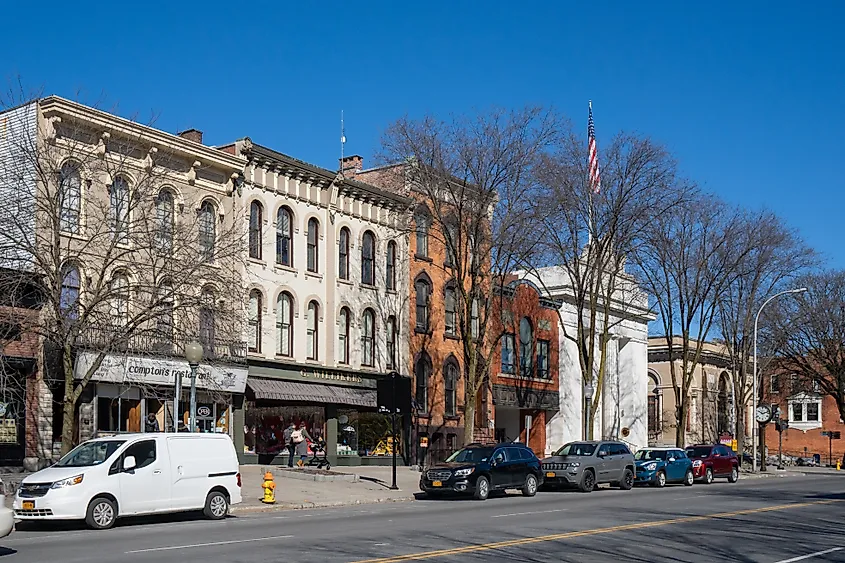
left=340, top=110, right=346, bottom=176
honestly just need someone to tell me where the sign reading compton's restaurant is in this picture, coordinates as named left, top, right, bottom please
left=75, top=352, right=248, bottom=394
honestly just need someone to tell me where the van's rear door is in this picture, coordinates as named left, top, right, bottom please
left=166, top=436, right=239, bottom=510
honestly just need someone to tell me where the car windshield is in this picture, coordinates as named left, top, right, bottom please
left=55, top=440, right=125, bottom=467
left=445, top=447, right=494, bottom=463
left=635, top=450, right=668, bottom=461
left=685, top=446, right=712, bottom=459
left=554, top=443, right=597, bottom=457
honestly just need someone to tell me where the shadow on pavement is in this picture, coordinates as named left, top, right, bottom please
left=0, top=548, right=15, bottom=557
left=15, top=510, right=214, bottom=532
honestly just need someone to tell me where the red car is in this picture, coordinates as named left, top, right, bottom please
left=684, top=444, right=739, bottom=484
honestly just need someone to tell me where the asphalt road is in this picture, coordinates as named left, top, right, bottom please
left=2, top=474, right=844, bottom=563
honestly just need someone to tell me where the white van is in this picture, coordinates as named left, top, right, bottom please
left=13, top=433, right=242, bottom=529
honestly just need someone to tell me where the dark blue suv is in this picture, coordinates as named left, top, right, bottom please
left=419, top=443, right=543, bottom=500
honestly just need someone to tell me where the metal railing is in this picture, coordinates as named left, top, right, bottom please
left=76, top=325, right=247, bottom=363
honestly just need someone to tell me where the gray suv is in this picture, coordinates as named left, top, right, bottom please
left=540, top=441, right=635, bottom=492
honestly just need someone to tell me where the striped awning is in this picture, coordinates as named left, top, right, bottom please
left=246, top=377, right=376, bottom=408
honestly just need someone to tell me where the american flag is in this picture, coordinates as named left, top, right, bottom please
left=588, top=102, right=601, bottom=194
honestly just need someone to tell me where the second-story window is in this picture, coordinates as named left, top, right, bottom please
left=537, top=339, right=550, bottom=378
left=445, top=361, right=458, bottom=417
left=415, top=279, right=430, bottom=332
left=306, top=300, right=319, bottom=360
left=386, top=241, right=396, bottom=290
left=470, top=298, right=480, bottom=339
left=339, top=227, right=350, bottom=280
left=444, top=285, right=457, bottom=335
left=338, top=307, right=350, bottom=364
left=307, top=218, right=319, bottom=273
left=361, top=231, right=375, bottom=285
left=248, top=290, right=262, bottom=353
left=60, top=264, right=80, bottom=320
left=199, top=288, right=216, bottom=357
left=199, top=200, right=216, bottom=262
left=519, top=317, right=533, bottom=376
left=276, top=292, right=293, bottom=357
left=501, top=333, right=516, bottom=374
left=276, top=206, right=293, bottom=266
left=249, top=201, right=263, bottom=259
left=110, top=272, right=129, bottom=326
left=386, top=315, right=397, bottom=370
left=59, top=162, right=81, bottom=233
left=414, top=210, right=429, bottom=257
left=362, top=308, right=375, bottom=367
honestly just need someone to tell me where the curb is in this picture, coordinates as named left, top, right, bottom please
left=269, top=469, right=360, bottom=483
left=231, top=495, right=415, bottom=514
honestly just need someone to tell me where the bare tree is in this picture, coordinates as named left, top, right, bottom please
left=635, top=193, right=750, bottom=447
left=0, top=93, right=246, bottom=455
left=528, top=131, right=684, bottom=439
left=373, top=107, right=562, bottom=445
left=716, top=209, right=816, bottom=460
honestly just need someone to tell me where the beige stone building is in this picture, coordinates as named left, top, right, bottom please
left=647, top=336, right=735, bottom=447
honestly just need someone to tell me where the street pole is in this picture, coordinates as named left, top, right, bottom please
left=830, top=434, right=834, bottom=467
left=777, top=422, right=784, bottom=470
left=173, top=371, right=182, bottom=433
left=584, top=383, right=594, bottom=441
left=390, top=371, right=398, bottom=490
left=752, top=287, right=806, bottom=472
left=189, top=363, right=198, bottom=432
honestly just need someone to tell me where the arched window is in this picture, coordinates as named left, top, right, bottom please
left=276, top=292, right=293, bottom=357
left=110, top=176, right=130, bottom=242
left=248, top=290, right=262, bottom=353
left=60, top=264, right=80, bottom=320
left=444, top=221, right=458, bottom=268
left=306, top=301, right=319, bottom=360
left=519, top=317, right=533, bottom=376
left=249, top=201, right=263, bottom=259
left=156, top=190, right=174, bottom=253
left=414, top=209, right=429, bottom=257
left=338, top=227, right=350, bottom=280
left=59, top=162, right=81, bottom=233
left=307, top=218, right=319, bottom=273
left=386, top=241, right=396, bottom=290
left=648, top=372, right=661, bottom=437
left=444, top=285, right=457, bottom=335
left=362, top=308, right=375, bottom=367
left=415, top=354, right=430, bottom=411
left=415, top=278, right=430, bottom=332
left=156, top=280, right=174, bottom=345
left=199, top=288, right=216, bottom=356
left=110, top=272, right=129, bottom=326
left=361, top=231, right=375, bottom=285
left=338, top=307, right=350, bottom=364
left=199, top=200, right=216, bottom=262
left=471, top=298, right=480, bottom=339
left=445, top=361, right=458, bottom=417
left=386, top=315, right=397, bottom=370
left=276, top=206, right=293, bottom=266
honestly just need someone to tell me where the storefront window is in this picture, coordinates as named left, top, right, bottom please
left=337, top=409, right=396, bottom=457
left=97, top=397, right=141, bottom=433
left=245, top=405, right=324, bottom=455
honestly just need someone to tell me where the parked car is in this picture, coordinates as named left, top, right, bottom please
left=634, top=448, right=694, bottom=487
left=541, top=441, right=635, bottom=492
left=685, top=444, right=739, bottom=484
left=419, top=442, right=542, bottom=500
left=0, top=481, right=13, bottom=538
left=14, top=433, right=242, bottom=529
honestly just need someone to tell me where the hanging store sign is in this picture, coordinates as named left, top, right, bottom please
left=74, top=352, right=248, bottom=394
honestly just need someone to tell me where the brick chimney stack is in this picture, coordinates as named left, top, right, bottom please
left=340, top=155, right=363, bottom=176
left=177, top=128, right=204, bottom=144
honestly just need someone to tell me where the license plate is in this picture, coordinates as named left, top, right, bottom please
left=432, top=480, right=442, bottom=487
left=546, top=472, right=556, bottom=478
left=22, top=501, right=34, bottom=510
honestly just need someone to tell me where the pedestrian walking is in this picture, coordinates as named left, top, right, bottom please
left=283, top=422, right=296, bottom=468
left=145, top=413, right=160, bottom=433
left=294, top=423, right=312, bottom=467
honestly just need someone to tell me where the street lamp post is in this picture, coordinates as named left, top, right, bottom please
left=584, top=382, right=595, bottom=441
left=752, top=287, right=806, bottom=472
left=184, top=341, right=204, bottom=433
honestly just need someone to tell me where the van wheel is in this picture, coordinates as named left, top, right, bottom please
left=474, top=476, right=490, bottom=500
left=86, top=497, right=117, bottom=530
left=522, top=474, right=538, bottom=497
left=204, top=491, right=229, bottom=520
left=619, top=468, right=634, bottom=490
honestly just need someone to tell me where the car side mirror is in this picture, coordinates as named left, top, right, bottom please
left=123, top=456, right=137, bottom=472
left=668, top=458, right=676, bottom=463
left=597, top=451, right=606, bottom=458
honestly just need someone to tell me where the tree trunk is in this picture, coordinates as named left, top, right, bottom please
left=734, top=401, right=746, bottom=467
left=61, top=394, right=75, bottom=456
left=462, top=400, right=476, bottom=446
left=675, top=401, right=687, bottom=447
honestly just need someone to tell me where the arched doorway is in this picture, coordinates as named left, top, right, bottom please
left=647, top=371, right=661, bottom=444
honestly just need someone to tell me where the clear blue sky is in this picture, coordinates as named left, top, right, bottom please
left=4, top=1, right=843, bottom=266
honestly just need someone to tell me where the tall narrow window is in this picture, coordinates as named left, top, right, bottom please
left=276, top=292, right=293, bottom=357
left=199, top=200, right=216, bottom=262
left=156, top=280, right=174, bottom=345
left=306, top=301, right=319, bottom=360
left=248, top=290, right=262, bottom=353
left=338, top=227, right=350, bottom=280
left=386, top=316, right=397, bottom=370
left=415, top=355, right=430, bottom=410
left=444, top=285, right=457, bottom=335
left=537, top=339, right=550, bottom=378
left=60, top=265, right=80, bottom=320
left=155, top=190, right=174, bottom=253
left=59, top=162, right=81, bottom=233
left=307, top=218, right=319, bottom=273
left=386, top=241, right=396, bottom=290
left=199, top=289, right=216, bottom=357
left=444, top=222, right=458, bottom=267
left=276, top=207, right=293, bottom=266
left=501, top=333, right=516, bottom=374
left=470, top=298, right=480, bottom=339
left=110, top=176, right=130, bottom=242
left=415, top=279, right=430, bottom=332
left=414, top=211, right=429, bottom=257
left=519, top=317, right=533, bottom=376
left=361, top=231, right=375, bottom=285
left=362, top=309, right=375, bottom=367
left=249, top=201, right=263, bottom=259
left=445, top=362, right=458, bottom=417
left=110, top=273, right=129, bottom=326
left=338, top=307, right=350, bottom=364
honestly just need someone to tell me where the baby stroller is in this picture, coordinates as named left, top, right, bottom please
left=306, top=438, right=331, bottom=470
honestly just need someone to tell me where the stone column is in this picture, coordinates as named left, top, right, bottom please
left=325, top=404, right=338, bottom=467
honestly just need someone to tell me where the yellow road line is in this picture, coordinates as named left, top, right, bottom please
left=351, top=499, right=842, bottom=563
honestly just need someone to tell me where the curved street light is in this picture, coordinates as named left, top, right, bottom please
left=752, top=287, right=807, bottom=472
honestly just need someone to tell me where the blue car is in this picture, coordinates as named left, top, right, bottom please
left=634, top=448, right=694, bottom=487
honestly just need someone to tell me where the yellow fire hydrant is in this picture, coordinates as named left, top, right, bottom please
left=261, top=471, right=276, bottom=504
left=837, top=459, right=841, bottom=471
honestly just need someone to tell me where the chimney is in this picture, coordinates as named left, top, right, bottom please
left=177, top=128, right=203, bottom=144
left=340, top=155, right=363, bottom=176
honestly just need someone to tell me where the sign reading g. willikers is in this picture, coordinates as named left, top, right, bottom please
left=74, top=352, right=248, bottom=394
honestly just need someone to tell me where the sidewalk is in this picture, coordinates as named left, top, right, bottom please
left=234, top=465, right=420, bottom=512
